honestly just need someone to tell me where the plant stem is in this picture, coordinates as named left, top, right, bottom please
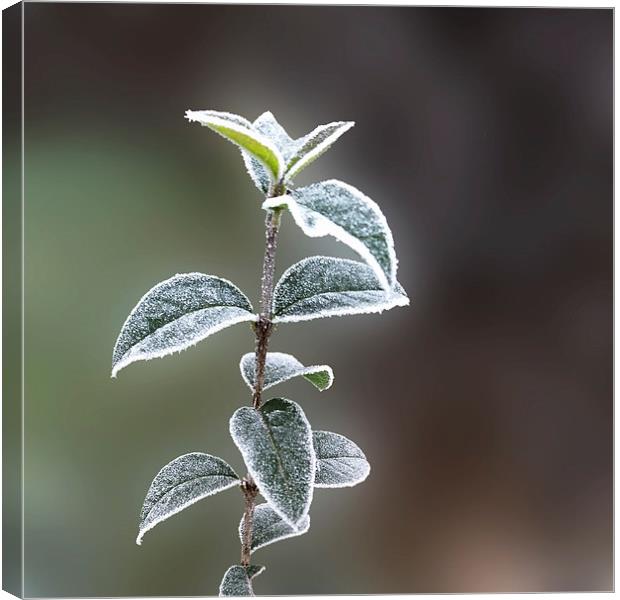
left=240, top=203, right=282, bottom=569
left=253, top=208, right=281, bottom=409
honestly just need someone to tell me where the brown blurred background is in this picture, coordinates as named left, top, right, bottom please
left=21, top=4, right=612, bottom=596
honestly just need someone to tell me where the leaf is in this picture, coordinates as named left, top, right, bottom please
left=285, top=121, right=354, bottom=181
left=242, top=111, right=295, bottom=193
left=254, top=111, right=295, bottom=160
left=267, top=180, right=397, bottom=289
left=185, top=109, right=284, bottom=183
left=239, top=503, right=310, bottom=553
left=239, top=352, right=333, bottom=392
left=313, top=431, right=370, bottom=488
left=230, top=398, right=315, bottom=528
left=136, top=453, right=239, bottom=545
left=111, top=273, right=255, bottom=377
left=241, top=151, right=272, bottom=195
left=219, top=564, right=265, bottom=596
left=272, top=256, right=409, bottom=323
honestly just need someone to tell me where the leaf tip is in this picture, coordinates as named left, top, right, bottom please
left=111, top=357, right=128, bottom=379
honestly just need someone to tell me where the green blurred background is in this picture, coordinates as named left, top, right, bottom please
left=20, top=4, right=611, bottom=596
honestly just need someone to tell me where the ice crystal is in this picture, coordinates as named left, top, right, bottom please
left=239, top=352, right=333, bottom=392
left=272, top=256, right=409, bottom=323
left=136, top=453, right=239, bottom=545
left=219, top=564, right=265, bottom=597
left=230, top=398, right=315, bottom=528
left=111, top=273, right=255, bottom=377
left=313, top=431, right=370, bottom=488
left=239, top=503, right=310, bottom=553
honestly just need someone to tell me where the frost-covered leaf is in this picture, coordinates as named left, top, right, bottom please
left=242, top=112, right=295, bottom=193
left=241, top=152, right=272, bottom=194
left=136, top=453, right=239, bottom=545
left=313, top=431, right=370, bottom=488
left=272, top=256, right=409, bottom=323
left=112, top=273, right=255, bottom=377
left=240, top=352, right=333, bottom=392
left=185, top=109, right=284, bottom=183
left=219, top=564, right=265, bottom=596
left=254, top=112, right=295, bottom=160
left=230, top=398, right=315, bottom=528
left=239, top=503, right=310, bottom=553
left=285, top=121, right=354, bottom=181
left=272, top=180, right=397, bottom=289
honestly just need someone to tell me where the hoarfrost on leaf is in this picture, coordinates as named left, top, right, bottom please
left=136, top=453, right=240, bottom=545
left=276, top=180, right=397, bottom=289
left=240, top=352, right=333, bottom=392
left=219, top=564, right=265, bottom=596
left=272, top=256, right=409, bottom=323
left=313, top=431, right=370, bottom=488
left=230, top=398, right=315, bottom=528
left=242, top=112, right=295, bottom=193
left=241, top=151, right=272, bottom=194
left=284, top=121, right=354, bottom=182
left=254, top=112, right=295, bottom=161
left=185, top=109, right=284, bottom=183
left=111, top=273, right=255, bottom=377
left=239, top=503, right=310, bottom=553
left=237, top=112, right=354, bottom=193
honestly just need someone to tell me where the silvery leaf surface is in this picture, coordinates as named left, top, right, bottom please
left=272, top=256, right=409, bottom=323
left=242, top=111, right=295, bottom=193
left=254, top=112, right=295, bottom=160
left=230, top=398, right=315, bottom=528
left=239, top=503, right=310, bottom=553
left=112, top=273, right=255, bottom=377
left=313, top=431, right=370, bottom=488
left=241, top=152, right=272, bottom=194
left=277, top=180, right=397, bottom=289
left=285, top=121, right=354, bottom=181
left=239, top=352, right=333, bottom=392
left=137, top=453, right=239, bottom=545
left=185, top=109, right=284, bottom=183
left=219, top=565, right=265, bottom=596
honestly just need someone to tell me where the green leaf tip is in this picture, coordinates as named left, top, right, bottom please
left=240, top=352, right=334, bottom=392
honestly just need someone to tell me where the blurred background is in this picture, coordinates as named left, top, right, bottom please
left=21, top=4, right=611, bottom=596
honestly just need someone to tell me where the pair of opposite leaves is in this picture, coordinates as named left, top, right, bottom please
left=111, top=111, right=408, bottom=378
left=136, top=354, right=370, bottom=548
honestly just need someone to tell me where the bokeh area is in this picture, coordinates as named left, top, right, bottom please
left=22, top=5, right=611, bottom=596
